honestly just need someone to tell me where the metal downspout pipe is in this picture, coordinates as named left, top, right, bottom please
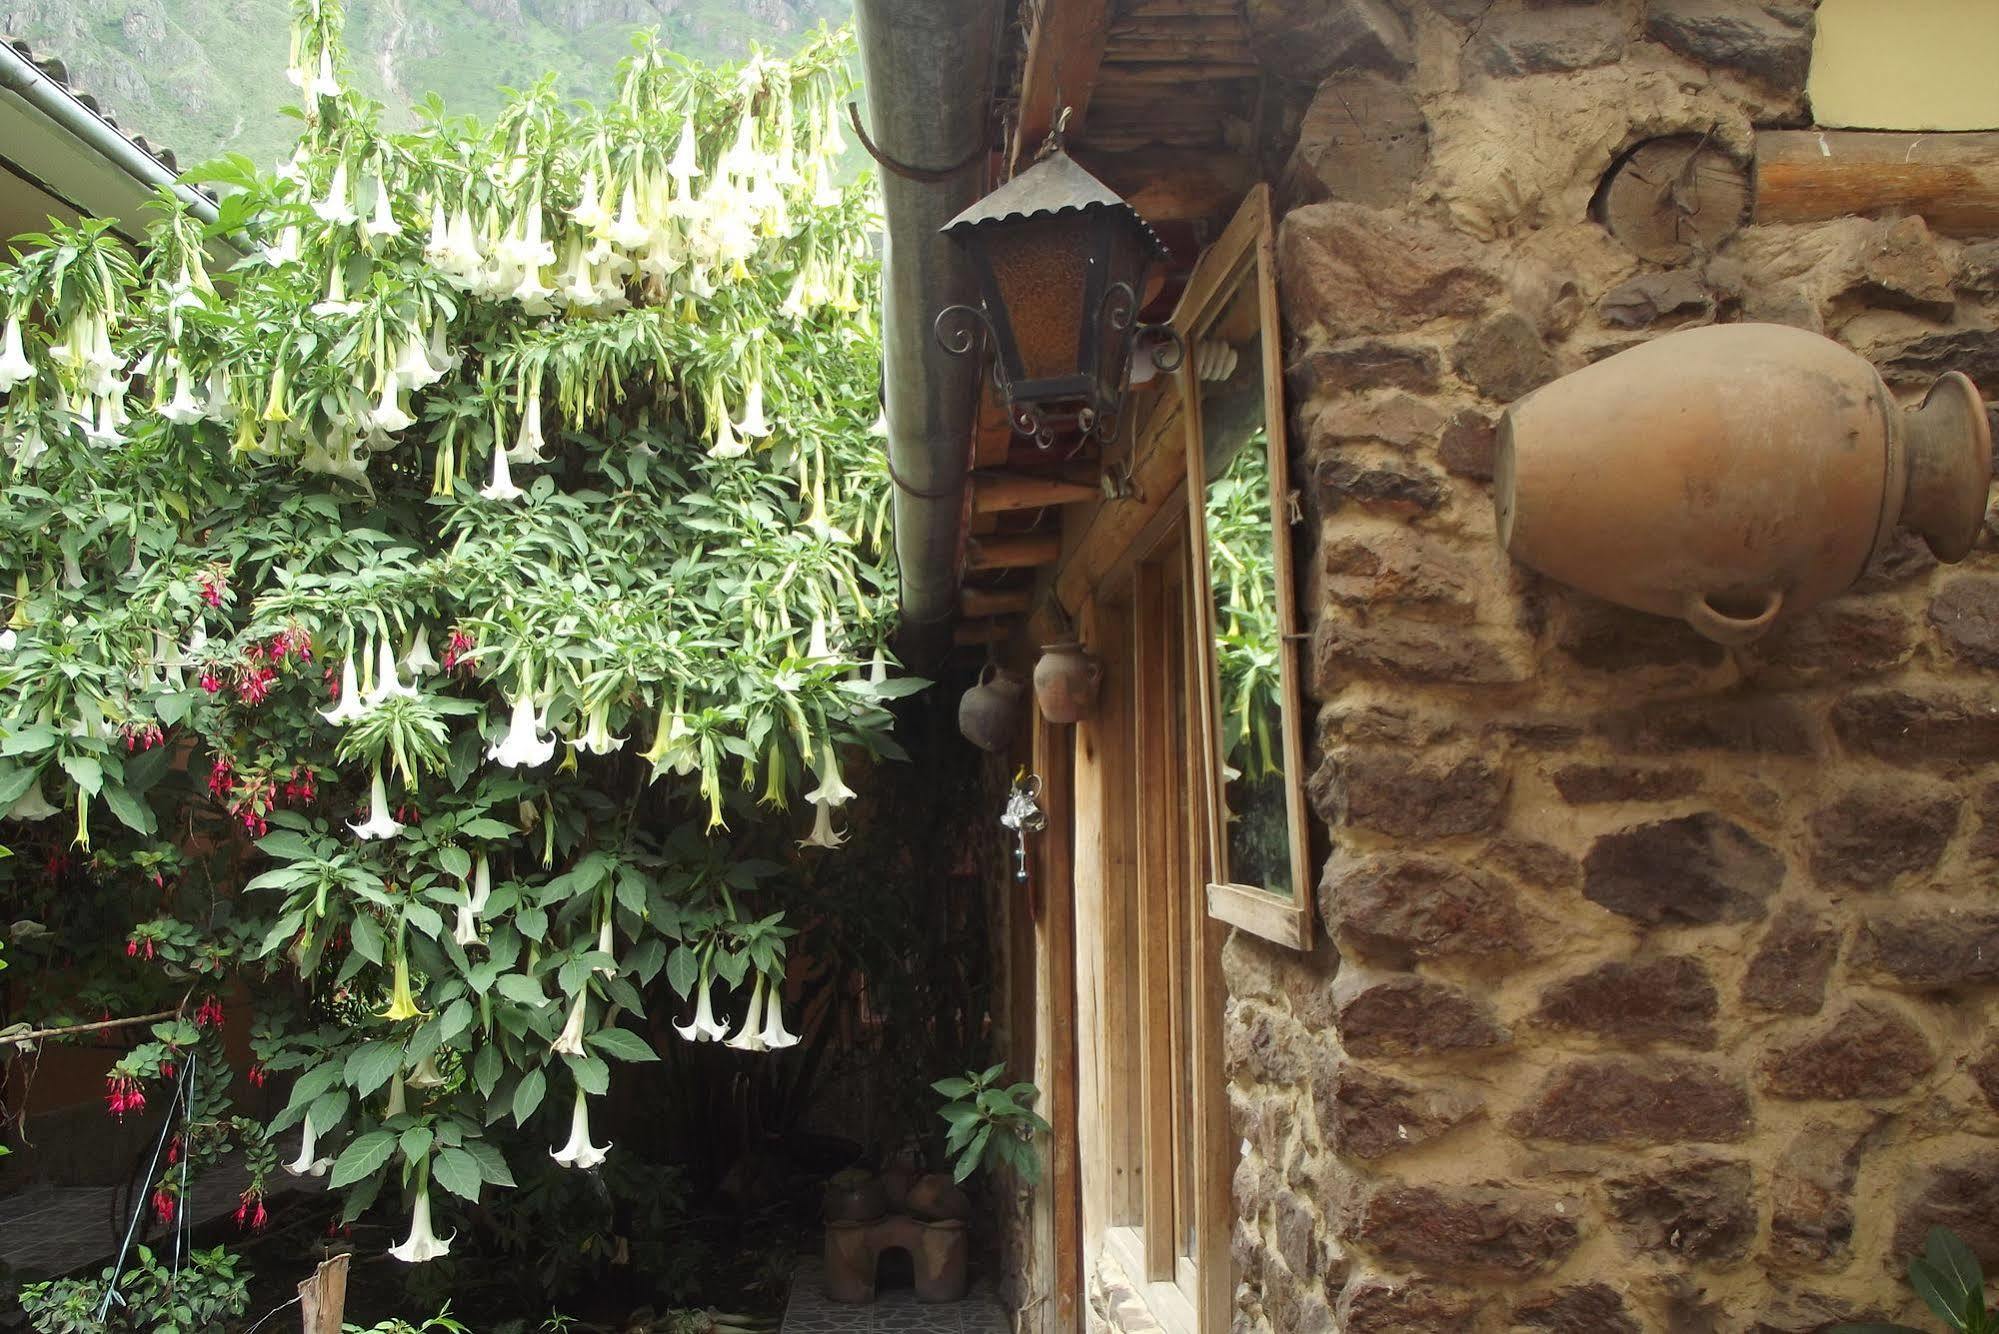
left=0, top=40, right=218, bottom=225
left=854, top=0, right=1002, bottom=668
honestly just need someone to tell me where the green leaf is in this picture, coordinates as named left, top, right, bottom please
left=349, top=913, right=386, bottom=966
left=1929, top=1228, right=1986, bottom=1310
left=565, top=1052, right=610, bottom=1095
left=431, top=1146, right=482, bottom=1202
left=473, top=1042, right=501, bottom=1098
left=329, top=1131, right=396, bottom=1188
left=512, top=1067, right=547, bottom=1125
left=666, top=945, right=699, bottom=998
left=344, top=1042, right=403, bottom=1098
left=931, top=1077, right=974, bottom=1099
left=496, top=974, right=549, bottom=1008
left=256, top=831, right=322, bottom=862
left=587, top=1028, right=659, bottom=1063
left=58, top=754, right=102, bottom=797
left=1915, top=1259, right=1971, bottom=1331
left=437, top=846, right=472, bottom=881
left=399, top=1125, right=434, bottom=1164
left=461, top=1137, right=515, bottom=1187
left=101, top=783, right=156, bottom=836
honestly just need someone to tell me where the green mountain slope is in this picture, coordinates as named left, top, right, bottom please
left=1, top=0, right=851, bottom=171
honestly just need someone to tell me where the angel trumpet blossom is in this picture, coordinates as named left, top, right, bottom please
left=452, top=900, right=480, bottom=948
left=551, top=991, right=588, bottom=1056
left=368, top=634, right=417, bottom=704
left=282, top=1111, right=332, bottom=1177
left=8, top=777, right=59, bottom=822
left=312, top=160, right=357, bottom=225
left=368, top=378, right=414, bottom=434
left=550, top=1085, right=611, bottom=1170
left=673, top=964, right=730, bottom=1043
left=349, top=764, right=406, bottom=841
left=508, top=390, right=547, bottom=463
left=407, top=1054, right=447, bottom=1089
left=401, top=631, right=439, bottom=678
left=381, top=949, right=423, bottom=1021
left=488, top=694, right=555, bottom=768
left=758, top=982, right=801, bottom=1050
left=725, top=975, right=768, bottom=1053
left=0, top=313, right=34, bottom=392
left=575, top=702, right=624, bottom=755
left=387, top=1178, right=454, bottom=1264
left=734, top=377, right=771, bottom=439
left=805, top=740, right=856, bottom=809
left=479, top=442, right=524, bottom=502
left=321, top=653, right=366, bottom=724
left=468, top=854, right=492, bottom=913
left=798, top=798, right=845, bottom=850
left=362, top=174, right=402, bottom=240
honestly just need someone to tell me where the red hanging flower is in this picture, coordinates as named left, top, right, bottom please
left=104, top=1074, right=145, bottom=1119
left=198, top=571, right=226, bottom=607
left=195, top=995, right=226, bottom=1029
left=151, top=1188, right=176, bottom=1225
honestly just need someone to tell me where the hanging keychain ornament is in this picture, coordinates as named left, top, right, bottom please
left=1000, top=768, right=1046, bottom=892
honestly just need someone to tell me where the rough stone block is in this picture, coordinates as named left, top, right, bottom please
left=1865, top=324, right=1999, bottom=391
left=1337, top=974, right=1509, bottom=1058
left=1511, top=1284, right=1642, bottom=1334
left=1312, top=747, right=1506, bottom=839
left=1532, top=955, right=1718, bottom=1046
left=1742, top=902, right=1839, bottom=1016
left=1583, top=813, right=1785, bottom=926
left=1309, top=454, right=1447, bottom=517
left=1311, top=1058, right=1483, bottom=1160
left=1306, top=391, right=1449, bottom=451
left=1769, top=1123, right=1866, bottom=1269
left=1313, top=616, right=1534, bottom=689
left=1832, top=687, right=1999, bottom=770
left=1289, top=337, right=1440, bottom=397
left=1349, top=1183, right=1581, bottom=1278
left=1486, top=837, right=1581, bottom=892
left=1644, top=0, right=1812, bottom=95
left=1760, top=1002, right=1935, bottom=1100
left=1278, top=202, right=1500, bottom=340
left=1605, top=1154, right=1757, bottom=1262
left=1452, top=310, right=1557, bottom=401
left=1438, top=409, right=1497, bottom=480
left=1511, top=1058, right=1752, bottom=1145
left=1853, top=528, right=1941, bottom=591
left=1740, top=600, right=1915, bottom=685
left=1336, top=1274, right=1488, bottom=1332
left=1960, top=241, right=1999, bottom=299
left=1247, top=0, right=1412, bottom=82
left=1930, top=575, right=1999, bottom=669
left=1322, top=852, right=1528, bottom=965
left=1600, top=271, right=1715, bottom=329
left=1855, top=909, right=1999, bottom=989
left=1974, top=1044, right=1999, bottom=1116
left=1599, top=697, right=1817, bottom=755
left=1896, top=1148, right=1999, bottom=1269
left=1556, top=599, right=1728, bottom=673
left=1471, top=5, right=1628, bottom=77
left=1841, top=216, right=1958, bottom=319
left=1809, top=779, right=1961, bottom=889
left=1282, top=73, right=1428, bottom=210
left=1224, top=1000, right=1315, bottom=1086
left=1322, top=533, right=1478, bottom=618
left=1552, top=762, right=1703, bottom=805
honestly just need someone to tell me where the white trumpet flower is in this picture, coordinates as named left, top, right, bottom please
left=369, top=633, right=418, bottom=703
left=312, top=160, right=357, bottom=225
left=468, top=854, right=492, bottom=914
left=423, top=199, right=450, bottom=262
left=488, top=694, right=556, bottom=768
left=667, top=120, right=703, bottom=189
left=607, top=180, right=649, bottom=250
left=759, top=983, right=801, bottom=1050
left=673, top=966, right=730, bottom=1043
left=401, top=631, right=439, bottom=678
left=407, top=1054, right=447, bottom=1090
left=349, top=764, right=406, bottom=841
left=362, top=174, right=401, bottom=240
left=550, top=991, right=588, bottom=1056
left=805, top=740, right=857, bottom=808
left=508, top=390, right=547, bottom=463
left=725, top=975, right=768, bottom=1053
left=368, top=378, right=414, bottom=434
left=159, top=367, right=204, bottom=425
left=479, top=442, right=524, bottom=502
left=392, top=335, right=443, bottom=392
left=320, top=653, right=368, bottom=724
left=734, top=377, right=770, bottom=439
left=571, top=168, right=607, bottom=230
left=386, top=1076, right=407, bottom=1118
left=806, top=615, right=834, bottom=662
left=308, top=45, right=343, bottom=105
left=550, top=1085, right=611, bottom=1170
left=798, top=798, right=845, bottom=850
left=8, top=777, right=59, bottom=822
left=387, top=1180, right=453, bottom=1264
left=575, top=702, right=624, bottom=755
left=453, top=899, right=480, bottom=947
left=283, top=1111, right=333, bottom=1177
left=260, top=225, right=302, bottom=267
left=0, top=314, right=32, bottom=391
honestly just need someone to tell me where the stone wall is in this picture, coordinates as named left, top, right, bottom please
left=1223, top=1, right=1999, bottom=1330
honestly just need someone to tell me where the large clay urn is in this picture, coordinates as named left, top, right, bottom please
left=1496, top=323, right=1990, bottom=644
left=958, top=666, right=1027, bottom=753
left=1033, top=641, right=1102, bottom=723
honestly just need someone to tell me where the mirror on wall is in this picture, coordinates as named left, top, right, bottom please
left=1181, top=186, right=1312, bottom=949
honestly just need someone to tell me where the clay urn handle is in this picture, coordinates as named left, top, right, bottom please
left=1682, top=589, right=1785, bottom=646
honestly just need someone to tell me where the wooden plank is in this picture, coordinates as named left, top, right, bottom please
left=1120, top=0, right=1244, bottom=15
left=1101, top=30, right=1255, bottom=63
left=969, top=532, right=1063, bottom=571
left=961, top=586, right=1033, bottom=619
left=1133, top=558, right=1178, bottom=1284
left=974, top=471, right=1102, bottom=514
left=1096, top=597, right=1143, bottom=1231
left=298, top=1254, right=350, bottom=1334
left=952, top=618, right=1016, bottom=647
left=1072, top=598, right=1112, bottom=1263
left=1012, top=0, right=1115, bottom=169
left=1754, top=129, right=1999, bottom=236
left=1030, top=710, right=1082, bottom=1333
left=1098, top=59, right=1263, bottom=82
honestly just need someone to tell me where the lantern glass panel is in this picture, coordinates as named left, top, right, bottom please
left=1092, top=219, right=1146, bottom=408
left=980, top=215, right=1092, bottom=382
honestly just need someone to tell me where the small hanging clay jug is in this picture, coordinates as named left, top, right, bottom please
left=958, top=666, right=1026, bottom=752
left=1034, top=641, right=1102, bottom=723
left=1496, top=323, right=1991, bottom=645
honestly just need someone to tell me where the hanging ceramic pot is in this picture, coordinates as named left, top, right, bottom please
left=1034, top=641, right=1102, bottom=723
left=958, top=665, right=1026, bottom=752
left=1496, top=322, right=1990, bottom=645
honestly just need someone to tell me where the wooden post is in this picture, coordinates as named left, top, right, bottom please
left=1753, top=130, right=1999, bottom=235
left=298, top=1253, right=349, bottom=1334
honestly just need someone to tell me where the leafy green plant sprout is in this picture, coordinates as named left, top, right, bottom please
left=1837, top=1227, right=1995, bottom=1334
left=934, top=1063, right=1051, bottom=1185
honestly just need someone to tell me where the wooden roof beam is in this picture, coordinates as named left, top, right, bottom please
left=1010, top=0, right=1114, bottom=171
left=962, top=587, right=1034, bottom=618
left=973, top=470, right=1101, bottom=513
left=968, top=532, right=1064, bottom=570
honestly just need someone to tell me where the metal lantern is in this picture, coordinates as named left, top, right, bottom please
left=935, top=145, right=1180, bottom=447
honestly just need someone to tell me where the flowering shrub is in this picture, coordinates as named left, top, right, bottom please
left=0, top=0, right=901, bottom=1263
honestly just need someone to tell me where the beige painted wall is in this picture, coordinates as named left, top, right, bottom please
left=1811, top=0, right=1999, bottom=131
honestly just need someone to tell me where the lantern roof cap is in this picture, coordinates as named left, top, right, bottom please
left=941, top=146, right=1170, bottom=259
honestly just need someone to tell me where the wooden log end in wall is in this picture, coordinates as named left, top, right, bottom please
left=1595, top=135, right=1751, bottom=263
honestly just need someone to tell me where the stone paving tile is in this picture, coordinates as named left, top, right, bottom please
left=782, top=1255, right=1009, bottom=1334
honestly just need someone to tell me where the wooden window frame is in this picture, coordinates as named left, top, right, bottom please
left=1179, top=185, right=1314, bottom=952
